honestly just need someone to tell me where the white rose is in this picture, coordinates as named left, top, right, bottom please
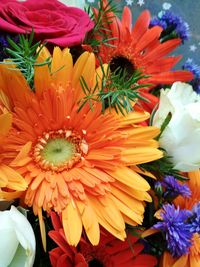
left=153, top=82, right=200, bottom=172
left=0, top=206, right=36, bottom=267
left=58, top=0, right=86, bottom=9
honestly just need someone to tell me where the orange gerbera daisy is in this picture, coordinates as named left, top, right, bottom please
left=91, top=0, right=193, bottom=87
left=0, top=106, right=27, bottom=196
left=161, top=170, right=200, bottom=267
left=0, top=47, right=162, bottom=249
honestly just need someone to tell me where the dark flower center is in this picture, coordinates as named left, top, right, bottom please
left=89, top=259, right=104, bottom=267
left=110, top=56, right=135, bottom=79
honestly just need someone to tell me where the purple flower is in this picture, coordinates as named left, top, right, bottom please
left=190, top=202, right=200, bottom=234
left=0, top=33, right=19, bottom=61
left=150, top=17, right=167, bottom=29
left=153, top=204, right=192, bottom=257
left=0, top=34, right=8, bottom=47
left=183, top=61, right=200, bottom=94
left=161, top=175, right=191, bottom=199
left=150, top=11, right=190, bottom=43
left=0, top=33, right=9, bottom=60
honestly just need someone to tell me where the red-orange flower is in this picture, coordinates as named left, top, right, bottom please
left=92, top=0, right=193, bottom=88
left=0, top=47, right=162, bottom=248
left=137, top=92, right=159, bottom=115
left=49, top=212, right=158, bottom=267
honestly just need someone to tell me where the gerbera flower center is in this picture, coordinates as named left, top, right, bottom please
left=110, top=56, right=135, bottom=79
left=33, top=129, right=88, bottom=172
left=81, top=245, right=111, bottom=267
left=41, top=138, right=75, bottom=165
left=89, top=259, right=104, bottom=267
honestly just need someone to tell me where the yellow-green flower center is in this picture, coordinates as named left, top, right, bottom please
left=41, top=138, right=75, bottom=166
left=33, top=129, right=88, bottom=172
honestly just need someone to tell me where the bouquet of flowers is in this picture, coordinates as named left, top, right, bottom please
left=0, top=0, right=199, bottom=266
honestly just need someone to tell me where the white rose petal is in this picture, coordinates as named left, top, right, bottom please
left=0, top=229, right=19, bottom=266
left=153, top=82, right=200, bottom=172
left=0, top=206, right=36, bottom=267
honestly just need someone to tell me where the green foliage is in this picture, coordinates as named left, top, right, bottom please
left=156, top=112, right=172, bottom=140
left=149, top=103, right=159, bottom=126
left=149, top=109, right=186, bottom=180
left=85, top=0, right=119, bottom=51
left=78, top=65, right=151, bottom=115
left=160, top=30, right=180, bottom=43
left=2, top=29, right=51, bottom=89
left=143, top=233, right=166, bottom=258
left=139, top=150, right=189, bottom=181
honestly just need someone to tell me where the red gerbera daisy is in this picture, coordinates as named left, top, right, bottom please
left=49, top=212, right=158, bottom=267
left=91, top=0, right=193, bottom=88
left=137, top=91, right=159, bottom=114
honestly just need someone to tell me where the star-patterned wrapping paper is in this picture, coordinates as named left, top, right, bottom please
left=87, top=0, right=200, bottom=68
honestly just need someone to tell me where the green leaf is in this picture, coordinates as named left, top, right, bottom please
left=4, top=30, right=51, bottom=90
left=78, top=62, right=151, bottom=115
left=149, top=103, right=159, bottom=126
left=139, top=150, right=189, bottom=181
left=156, top=112, right=172, bottom=140
left=84, top=0, right=120, bottom=49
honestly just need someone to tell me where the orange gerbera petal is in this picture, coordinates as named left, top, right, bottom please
left=0, top=111, right=27, bottom=193
left=0, top=47, right=162, bottom=246
left=0, top=63, right=31, bottom=107
left=0, top=112, right=12, bottom=140
left=161, top=252, right=188, bottom=267
left=92, top=0, right=193, bottom=88
left=188, top=169, right=200, bottom=189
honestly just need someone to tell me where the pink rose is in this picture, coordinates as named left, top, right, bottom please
left=0, top=0, right=94, bottom=47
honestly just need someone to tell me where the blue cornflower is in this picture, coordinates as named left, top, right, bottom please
left=161, top=175, right=191, bottom=199
left=0, top=33, right=9, bottom=60
left=0, top=33, right=19, bottom=60
left=153, top=204, right=192, bottom=257
left=150, top=11, right=190, bottom=43
left=183, top=61, right=200, bottom=94
left=190, top=202, right=200, bottom=234
left=150, top=17, right=167, bottom=29
left=0, top=34, right=8, bottom=47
